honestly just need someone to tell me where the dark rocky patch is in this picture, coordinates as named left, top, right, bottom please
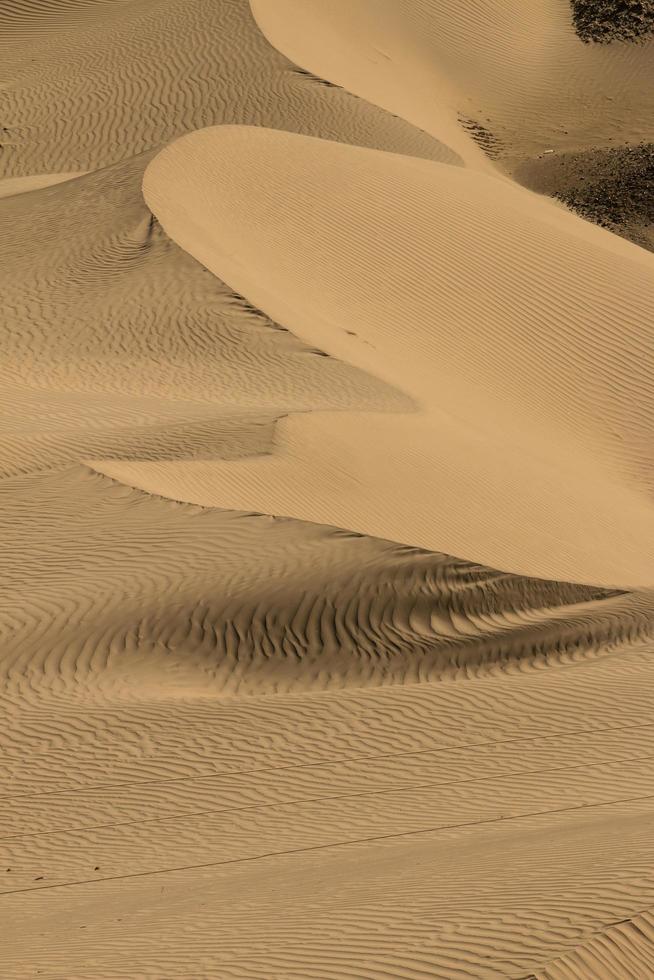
left=571, top=0, right=654, bottom=43
left=515, top=143, right=654, bottom=251
left=458, top=116, right=503, bottom=159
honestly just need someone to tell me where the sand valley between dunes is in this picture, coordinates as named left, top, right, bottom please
left=2, top=1, right=654, bottom=978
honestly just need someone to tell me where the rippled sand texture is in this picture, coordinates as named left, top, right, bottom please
left=2, top=1, right=654, bottom=978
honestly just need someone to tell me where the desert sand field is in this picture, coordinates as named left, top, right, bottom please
left=2, top=1, right=654, bottom=977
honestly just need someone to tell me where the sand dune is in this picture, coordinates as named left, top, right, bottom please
left=3, top=0, right=654, bottom=976
left=0, top=0, right=456, bottom=177
left=251, top=0, right=654, bottom=164
left=1, top=151, right=405, bottom=483
left=139, top=125, right=654, bottom=588
left=251, top=0, right=654, bottom=250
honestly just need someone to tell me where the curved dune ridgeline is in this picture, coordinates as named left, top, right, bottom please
left=2, top=1, right=654, bottom=977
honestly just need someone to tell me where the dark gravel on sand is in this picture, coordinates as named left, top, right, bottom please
left=571, top=0, right=654, bottom=43
left=515, top=143, right=654, bottom=251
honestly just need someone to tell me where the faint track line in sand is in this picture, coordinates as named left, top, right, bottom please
left=3, top=791, right=654, bottom=898
left=4, top=751, right=654, bottom=842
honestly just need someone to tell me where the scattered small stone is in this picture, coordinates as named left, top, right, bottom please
left=516, top=141, right=654, bottom=251
left=555, top=142, right=654, bottom=245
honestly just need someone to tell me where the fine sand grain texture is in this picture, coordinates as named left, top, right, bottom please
left=3, top=0, right=654, bottom=977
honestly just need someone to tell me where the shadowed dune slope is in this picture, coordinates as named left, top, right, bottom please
left=139, top=125, right=654, bottom=588
left=4, top=466, right=647, bottom=700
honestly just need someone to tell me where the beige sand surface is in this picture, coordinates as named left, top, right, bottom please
left=0, top=0, right=457, bottom=176
left=2, top=1, right=654, bottom=978
left=136, top=125, right=654, bottom=588
left=0, top=173, right=86, bottom=199
left=532, top=907, right=654, bottom=978
left=251, top=0, right=654, bottom=166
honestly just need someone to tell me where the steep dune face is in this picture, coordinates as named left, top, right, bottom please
left=3, top=0, right=654, bottom=977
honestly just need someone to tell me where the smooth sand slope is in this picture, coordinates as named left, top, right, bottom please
left=137, top=125, right=654, bottom=589
left=3, top=0, right=654, bottom=977
left=0, top=172, right=86, bottom=199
